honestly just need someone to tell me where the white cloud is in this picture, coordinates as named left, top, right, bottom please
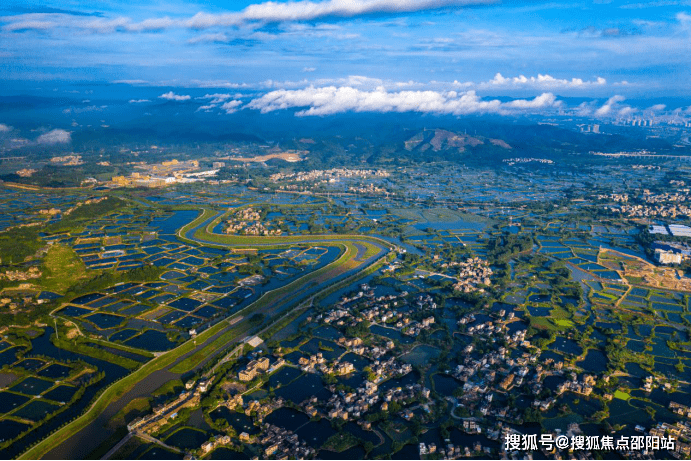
left=618, top=106, right=637, bottom=117
left=260, top=75, right=425, bottom=91
left=480, top=73, right=607, bottom=90
left=127, top=16, right=178, bottom=32
left=3, top=20, right=55, bottom=32
left=303, top=67, right=317, bottom=72
left=574, top=101, right=597, bottom=117
left=187, top=0, right=494, bottom=29
left=246, top=86, right=559, bottom=116
left=504, top=92, right=559, bottom=109
left=199, top=93, right=234, bottom=104
left=677, top=11, right=691, bottom=28
left=80, top=16, right=132, bottom=33
left=254, top=73, right=610, bottom=95
left=188, top=80, right=247, bottom=89
left=187, top=33, right=231, bottom=44
left=128, top=99, right=151, bottom=103
left=621, top=1, right=691, bottom=9
left=62, top=105, right=105, bottom=114
left=2, top=0, right=494, bottom=33
left=0, top=123, right=11, bottom=132
left=37, top=129, right=71, bottom=144
left=647, top=103, right=666, bottom=111
left=159, top=91, right=191, bottom=101
left=221, top=100, right=243, bottom=113
left=594, top=95, right=626, bottom=117
left=114, top=79, right=149, bottom=85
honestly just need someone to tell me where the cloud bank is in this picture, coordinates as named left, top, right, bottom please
left=36, top=129, right=71, bottom=144
left=594, top=95, right=626, bottom=116
left=1, top=0, right=496, bottom=33
left=479, top=73, right=607, bottom=90
left=245, top=86, right=559, bottom=116
left=125, top=72, right=617, bottom=95
left=159, top=91, right=191, bottom=101
left=221, top=100, right=243, bottom=113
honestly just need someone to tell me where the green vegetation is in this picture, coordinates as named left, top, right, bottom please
left=614, top=390, right=630, bottom=400
left=323, top=432, right=358, bottom=452
left=40, top=244, right=87, bottom=293
left=107, top=397, right=152, bottom=430
left=0, top=164, right=118, bottom=188
left=0, top=226, right=41, bottom=265
left=485, top=233, right=533, bottom=264
left=46, top=196, right=127, bottom=232
left=86, top=338, right=154, bottom=359
left=248, top=313, right=265, bottom=326
left=63, top=264, right=164, bottom=298
left=52, top=334, right=141, bottom=370
left=152, top=379, right=184, bottom=398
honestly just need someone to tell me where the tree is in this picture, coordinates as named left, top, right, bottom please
left=249, top=313, right=265, bottom=326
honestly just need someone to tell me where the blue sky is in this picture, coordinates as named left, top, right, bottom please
left=1, top=0, right=690, bottom=119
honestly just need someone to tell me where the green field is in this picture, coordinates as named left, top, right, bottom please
left=614, top=390, right=630, bottom=401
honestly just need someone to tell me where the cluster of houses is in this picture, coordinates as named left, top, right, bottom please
left=443, top=319, right=553, bottom=421
left=326, top=361, right=356, bottom=376
left=414, top=293, right=437, bottom=310
left=502, top=157, right=554, bottom=165
left=348, top=183, right=388, bottom=195
left=324, top=385, right=379, bottom=421
left=643, top=374, right=674, bottom=393
left=403, top=315, right=436, bottom=337
left=248, top=397, right=284, bottom=420
left=669, top=401, right=691, bottom=418
left=269, top=168, right=389, bottom=183
left=128, top=378, right=211, bottom=433
left=259, top=423, right=316, bottom=459
left=200, top=435, right=233, bottom=454
left=369, top=357, right=413, bottom=383
left=649, top=421, right=691, bottom=457
left=225, top=207, right=282, bottom=236
left=419, top=441, right=488, bottom=459
left=0, top=292, right=43, bottom=312
left=597, top=193, right=629, bottom=202
left=556, top=373, right=596, bottom=397
left=320, top=287, right=443, bottom=342
left=460, top=318, right=505, bottom=337
left=342, top=337, right=395, bottom=360
left=297, top=352, right=326, bottom=371
left=384, top=383, right=430, bottom=407
left=642, top=189, right=691, bottom=204
left=321, top=308, right=351, bottom=324
left=319, top=379, right=429, bottom=425
left=607, top=203, right=691, bottom=219
left=451, top=257, right=493, bottom=293
left=337, top=336, right=364, bottom=348
left=0, top=266, right=42, bottom=282
left=238, top=357, right=271, bottom=381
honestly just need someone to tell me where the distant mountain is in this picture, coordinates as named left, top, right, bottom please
left=403, top=129, right=512, bottom=154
